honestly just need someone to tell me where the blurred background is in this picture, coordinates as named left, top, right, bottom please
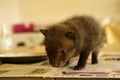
left=0, top=0, right=120, bottom=24
left=0, top=1, right=120, bottom=79
left=0, top=0, right=120, bottom=57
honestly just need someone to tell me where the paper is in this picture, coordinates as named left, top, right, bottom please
left=0, top=54, right=120, bottom=78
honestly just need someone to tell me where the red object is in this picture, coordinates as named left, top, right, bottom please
left=26, top=23, right=35, bottom=32
left=13, top=24, right=26, bottom=33
left=13, top=23, right=35, bottom=33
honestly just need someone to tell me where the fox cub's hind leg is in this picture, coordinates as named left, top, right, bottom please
left=91, top=50, right=99, bottom=64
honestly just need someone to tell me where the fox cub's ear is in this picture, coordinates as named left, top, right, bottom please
left=66, top=32, right=76, bottom=40
left=40, top=29, right=48, bottom=36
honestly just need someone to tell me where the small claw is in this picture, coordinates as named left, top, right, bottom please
left=92, top=60, right=98, bottom=64
left=74, top=65, right=85, bottom=70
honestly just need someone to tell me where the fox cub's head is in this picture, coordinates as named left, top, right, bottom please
left=40, top=24, right=76, bottom=67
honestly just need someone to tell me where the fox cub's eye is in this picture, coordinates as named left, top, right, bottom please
left=61, top=50, right=67, bottom=54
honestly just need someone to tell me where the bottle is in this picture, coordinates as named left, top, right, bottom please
left=1, top=24, right=13, bottom=50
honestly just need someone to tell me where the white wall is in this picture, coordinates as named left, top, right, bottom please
left=0, top=0, right=120, bottom=24
left=0, top=0, right=20, bottom=24
left=19, top=0, right=120, bottom=24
